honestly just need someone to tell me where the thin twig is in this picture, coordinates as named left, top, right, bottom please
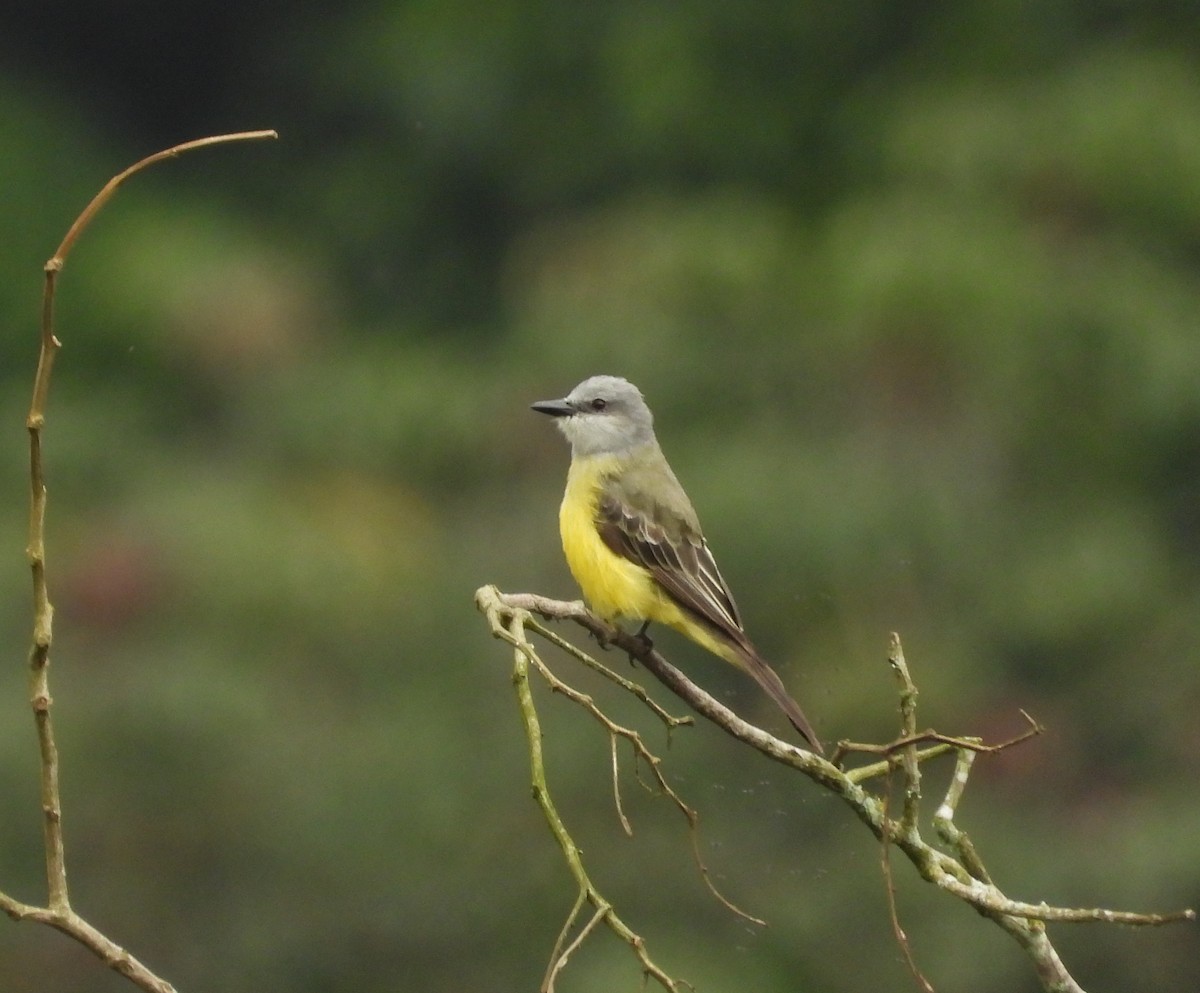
left=880, top=635, right=937, bottom=993
left=879, top=784, right=938, bottom=993
left=4, top=129, right=277, bottom=993
left=505, top=603, right=765, bottom=927
left=609, top=733, right=633, bottom=837
left=889, top=634, right=922, bottom=836
left=543, top=899, right=606, bottom=993
left=1, top=895, right=178, bottom=993
left=835, top=711, right=1043, bottom=773
left=521, top=611, right=693, bottom=732
left=498, top=606, right=688, bottom=992
left=933, top=749, right=993, bottom=884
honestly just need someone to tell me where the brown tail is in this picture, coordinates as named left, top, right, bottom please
left=738, top=646, right=824, bottom=755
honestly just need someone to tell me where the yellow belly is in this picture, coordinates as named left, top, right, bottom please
left=559, top=457, right=699, bottom=640
left=556, top=460, right=786, bottom=704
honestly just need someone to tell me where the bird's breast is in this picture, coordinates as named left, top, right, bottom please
left=560, top=457, right=663, bottom=623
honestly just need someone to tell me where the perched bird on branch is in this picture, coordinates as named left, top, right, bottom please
left=532, top=375, right=822, bottom=754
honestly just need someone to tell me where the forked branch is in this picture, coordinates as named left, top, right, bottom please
left=475, top=585, right=1195, bottom=993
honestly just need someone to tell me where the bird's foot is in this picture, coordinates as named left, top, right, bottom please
left=627, top=621, right=654, bottom=666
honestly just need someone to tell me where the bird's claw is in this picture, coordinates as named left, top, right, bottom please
left=627, top=621, right=653, bottom=666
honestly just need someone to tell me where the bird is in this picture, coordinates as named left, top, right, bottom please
left=531, top=374, right=822, bottom=753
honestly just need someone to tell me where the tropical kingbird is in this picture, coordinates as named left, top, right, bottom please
left=532, top=375, right=822, bottom=753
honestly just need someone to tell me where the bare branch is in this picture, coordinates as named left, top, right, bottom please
left=4, top=129, right=277, bottom=993
left=475, top=586, right=1196, bottom=993
left=879, top=787, right=938, bottom=993
left=1, top=895, right=178, bottom=993
left=494, top=600, right=689, bottom=992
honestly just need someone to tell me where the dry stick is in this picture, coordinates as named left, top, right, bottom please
left=475, top=586, right=1196, bottom=993
left=1, top=129, right=278, bottom=993
left=494, top=595, right=765, bottom=927
left=880, top=635, right=938, bottom=993
left=499, top=610, right=689, bottom=993
left=880, top=786, right=938, bottom=993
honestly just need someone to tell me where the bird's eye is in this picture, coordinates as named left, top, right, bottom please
left=590, top=398, right=607, bottom=411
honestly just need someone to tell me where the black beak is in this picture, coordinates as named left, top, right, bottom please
left=531, top=398, right=574, bottom=417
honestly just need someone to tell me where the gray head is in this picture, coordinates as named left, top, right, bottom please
left=531, top=375, right=657, bottom=457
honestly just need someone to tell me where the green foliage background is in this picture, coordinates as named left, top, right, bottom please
left=1, top=3, right=1198, bottom=991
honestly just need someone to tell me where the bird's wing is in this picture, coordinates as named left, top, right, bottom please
left=596, top=490, right=747, bottom=644
left=597, top=467, right=825, bottom=755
